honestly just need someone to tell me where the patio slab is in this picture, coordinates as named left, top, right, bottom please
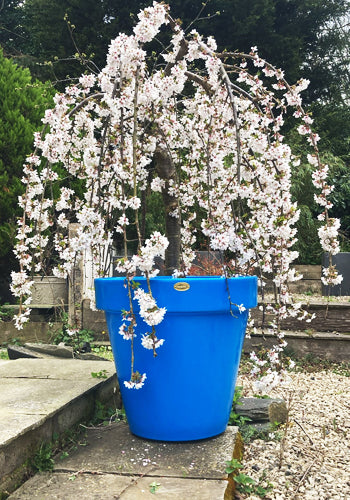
left=9, top=421, right=240, bottom=499
left=0, top=358, right=118, bottom=496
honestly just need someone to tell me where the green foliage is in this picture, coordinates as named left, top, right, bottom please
left=0, top=350, right=9, bottom=360
left=2, top=337, right=22, bottom=347
left=225, top=458, right=273, bottom=497
left=0, top=0, right=27, bottom=57
left=4, top=0, right=349, bottom=100
left=0, top=304, right=14, bottom=322
left=0, top=49, right=52, bottom=285
left=50, top=311, right=95, bottom=353
left=292, top=353, right=350, bottom=377
left=91, top=369, right=108, bottom=379
left=2, top=0, right=350, bottom=269
left=89, top=401, right=125, bottom=426
left=92, top=401, right=110, bottom=422
left=327, top=153, right=350, bottom=249
left=293, top=205, right=322, bottom=264
left=52, top=326, right=95, bottom=352
left=91, top=344, right=114, bottom=361
left=31, top=442, right=55, bottom=472
left=229, top=386, right=252, bottom=427
left=284, top=114, right=350, bottom=263
left=149, top=481, right=161, bottom=494
left=8, top=0, right=151, bottom=82
left=29, top=426, right=89, bottom=475
left=225, top=457, right=243, bottom=474
left=2, top=0, right=350, bottom=268
left=240, top=423, right=284, bottom=444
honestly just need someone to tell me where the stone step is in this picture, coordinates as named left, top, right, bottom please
left=8, top=421, right=241, bottom=500
left=7, top=343, right=110, bottom=362
left=0, top=358, right=118, bottom=497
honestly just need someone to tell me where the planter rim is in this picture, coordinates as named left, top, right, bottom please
left=94, top=274, right=256, bottom=282
left=95, top=274, right=258, bottom=313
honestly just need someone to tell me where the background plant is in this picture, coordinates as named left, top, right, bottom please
left=0, top=49, right=52, bottom=301
left=50, top=311, right=95, bottom=353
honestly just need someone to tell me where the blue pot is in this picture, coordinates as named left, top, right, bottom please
left=95, top=275, right=257, bottom=441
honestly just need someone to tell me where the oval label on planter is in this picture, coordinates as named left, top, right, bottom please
left=174, top=282, right=190, bottom=291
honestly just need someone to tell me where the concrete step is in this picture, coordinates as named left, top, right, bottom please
left=0, top=358, right=118, bottom=497
left=8, top=421, right=241, bottom=499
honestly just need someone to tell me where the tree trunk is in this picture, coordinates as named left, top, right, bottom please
left=154, top=147, right=181, bottom=275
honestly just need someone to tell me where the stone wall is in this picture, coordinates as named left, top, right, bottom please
left=289, top=265, right=322, bottom=294
left=0, top=321, right=62, bottom=345
left=251, top=302, right=350, bottom=334
left=243, top=331, right=350, bottom=362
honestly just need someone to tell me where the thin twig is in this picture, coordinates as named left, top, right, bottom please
left=294, top=419, right=315, bottom=445
left=293, top=459, right=317, bottom=498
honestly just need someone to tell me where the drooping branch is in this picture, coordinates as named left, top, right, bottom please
left=154, top=147, right=181, bottom=275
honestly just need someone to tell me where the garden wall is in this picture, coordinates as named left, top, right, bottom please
left=0, top=321, right=62, bottom=345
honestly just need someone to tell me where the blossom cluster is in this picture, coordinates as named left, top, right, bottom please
left=134, top=288, right=166, bottom=327
left=11, top=2, right=340, bottom=389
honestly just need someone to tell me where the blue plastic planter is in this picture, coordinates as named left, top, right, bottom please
left=95, top=275, right=257, bottom=441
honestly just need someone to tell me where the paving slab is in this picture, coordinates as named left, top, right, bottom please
left=9, top=421, right=239, bottom=499
left=0, top=358, right=118, bottom=496
left=55, top=421, right=236, bottom=480
left=0, top=357, right=115, bottom=380
left=8, top=472, right=228, bottom=499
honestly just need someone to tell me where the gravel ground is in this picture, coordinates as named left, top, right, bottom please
left=237, top=370, right=350, bottom=499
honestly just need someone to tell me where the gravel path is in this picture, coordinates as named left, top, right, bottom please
left=237, top=370, right=350, bottom=499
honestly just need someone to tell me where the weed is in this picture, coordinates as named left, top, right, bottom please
left=3, top=337, right=22, bottom=347
left=92, top=401, right=111, bottom=422
left=149, top=481, right=161, bottom=494
left=115, top=407, right=127, bottom=422
left=89, top=400, right=124, bottom=426
left=91, top=344, right=114, bottom=361
left=239, top=424, right=260, bottom=443
left=225, top=458, right=273, bottom=497
left=91, top=369, right=108, bottom=379
left=229, top=386, right=252, bottom=427
left=304, top=328, right=315, bottom=336
left=332, top=362, right=350, bottom=377
left=240, top=425, right=268, bottom=443
left=292, top=353, right=350, bottom=376
left=228, top=410, right=251, bottom=427
left=0, top=350, right=9, bottom=360
left=31, top=442, right=55, bottom=472
left=233, top=385, right=244, bottom=405
left=238, top=420, right=284, bottom=444
left=49, top=310, right=95, bottom=353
